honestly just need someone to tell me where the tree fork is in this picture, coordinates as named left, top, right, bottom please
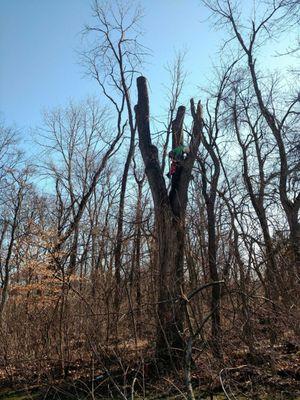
left=135, top=76, right=203, bottom=367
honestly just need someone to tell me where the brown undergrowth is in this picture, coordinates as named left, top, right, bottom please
left=1, top=335, right=299, bottom=399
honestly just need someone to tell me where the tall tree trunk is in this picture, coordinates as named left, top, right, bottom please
left=114, top=66, right=136, bottom=312
left=114, top=138, right=135, bottom=305
left=206, top=204, right=222, bottom=358
left=135, top=76, right=203, bottom=367
left=131, top=171, right=145, bottom=336
left=233, top=105, right=280, bottom=300
left=0, top=188, right=23, bottom=322
left=155, top=207, right=186, bottom=365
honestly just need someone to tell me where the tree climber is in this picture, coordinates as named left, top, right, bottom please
left=166, top=144, right=190, bottom=178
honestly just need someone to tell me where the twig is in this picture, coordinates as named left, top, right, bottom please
left=219, top=365, right=248, bottom=400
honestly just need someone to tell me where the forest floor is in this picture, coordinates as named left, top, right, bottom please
left=0, top=339, right=299, bottom=399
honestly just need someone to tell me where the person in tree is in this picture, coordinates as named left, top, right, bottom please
left=166, top=144, right=190, bottom=178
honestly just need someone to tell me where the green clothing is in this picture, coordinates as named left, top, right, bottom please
left=173, top=145, right=185, bottom=158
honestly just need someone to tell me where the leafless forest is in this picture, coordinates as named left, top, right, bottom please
left=0, top=0, right=299, bottom=399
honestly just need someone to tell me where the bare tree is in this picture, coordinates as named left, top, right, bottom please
left=0, top=123, right=26, bottom=322
left=196, top=63, right=237, bottom=358
left=39, top=99, right=123, bottom=259
left=203, top=0, right=300, bottom=272
left=82, top=0, right=148, bottom=313
left=135, top=76, right=203, bottom=367
left=0, top=167, right=31, bottom=321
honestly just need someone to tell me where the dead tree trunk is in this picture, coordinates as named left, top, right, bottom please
left=135, top=76, right=203, bottom=367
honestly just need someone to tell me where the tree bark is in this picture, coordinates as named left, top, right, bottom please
left=135, top=76, right=203, bottom=367
left=0, top=187, right=23, bottom=321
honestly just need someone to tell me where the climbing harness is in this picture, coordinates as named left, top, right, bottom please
left=166, top=145, right=190, bottom=178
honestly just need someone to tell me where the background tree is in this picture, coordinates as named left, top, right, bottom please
left=82, top=0, right=147, bottom=315
left=203, top=0, right=300, bottom=274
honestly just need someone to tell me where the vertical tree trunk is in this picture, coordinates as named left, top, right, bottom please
left=114, top=42, right=137, bottom=311
left=135, top=76, right=203, bottom=367
left=114, top=138, right=135, bottom=305
left=131, top=171, right=145, bottom=336
left=198, top=120, right=222, bottom=358
left=155, top=209, right=185, bottom=365
left=233, top=104, right=280, bottom=300
left=0, top=188, right=23, bottom=322
left=206, top=204, right=222, bottom=358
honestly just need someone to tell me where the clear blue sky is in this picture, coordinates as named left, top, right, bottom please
left=0, top=0, right=294, bottom=134
left=0, top=0, right=221, bottom=130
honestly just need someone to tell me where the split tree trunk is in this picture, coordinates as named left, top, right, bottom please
left=135, top=76, right=203, bottom=367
